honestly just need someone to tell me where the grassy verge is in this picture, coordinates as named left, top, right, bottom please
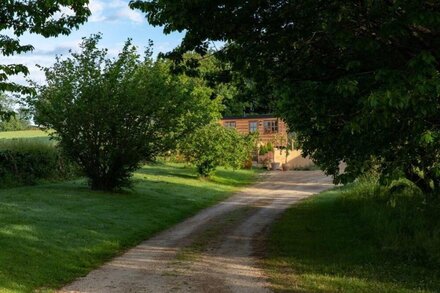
left=263, top=182, right=440, bottom=293
left=0, top=163, right=259, bottom=293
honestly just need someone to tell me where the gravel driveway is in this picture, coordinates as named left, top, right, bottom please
left=61, top=170, right=333, bottom=293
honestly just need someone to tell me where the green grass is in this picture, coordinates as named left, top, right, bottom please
left=0, top=130, right=52, bottom=145
left=264, top=184, right=440, bottom=293
left=0, top=129, right=49, bottom=139
left=0, top=163, right=259, bottom=293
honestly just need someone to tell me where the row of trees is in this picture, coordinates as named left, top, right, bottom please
left=6, top=1, right=440, bottom=198
left=0, top=2, right=256, bottom=191
left=130, top=0, right=440, bottom=197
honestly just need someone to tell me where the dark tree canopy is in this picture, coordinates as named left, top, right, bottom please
left=0, top=1, right=90, bottom=95
left=131, top=0, right=440, bottom=195
left=176, top=52, right=274, bottom=116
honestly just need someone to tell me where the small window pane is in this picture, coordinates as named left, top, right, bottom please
left=263, top=120, right=278, bottom=133
left=224, top=121, right=236, bottom=128
left=249, top=121, right=258, bottom=133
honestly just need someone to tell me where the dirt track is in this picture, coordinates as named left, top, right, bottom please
left=61, top=170, right=333, bottom=293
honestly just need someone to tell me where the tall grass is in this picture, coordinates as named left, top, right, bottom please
left=264, top=176, right=440, bottom=292
left=340, top=177, right=440, bottom=267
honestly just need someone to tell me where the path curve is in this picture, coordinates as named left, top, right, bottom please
left=61, top=171, right=333, bottom=293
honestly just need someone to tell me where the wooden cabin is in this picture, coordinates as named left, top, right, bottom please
left=220, top=115, right=314, bottom=169
left=221, top=114, right=287, bottom=144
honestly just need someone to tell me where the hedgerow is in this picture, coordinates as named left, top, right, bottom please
left=0, top=139, right=78, bottom=187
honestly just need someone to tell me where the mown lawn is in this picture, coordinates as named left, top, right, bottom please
left=0, top=163, right=259, bottom=293
left=264, top=185, right=440, bottom=293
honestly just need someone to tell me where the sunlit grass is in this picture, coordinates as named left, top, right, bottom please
left=0, top=129, right=50, bottom=139
left=0, top=163, right=259, bottom=292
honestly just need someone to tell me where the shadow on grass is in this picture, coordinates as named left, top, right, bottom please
left=139, top=162, right=262, bottom=188
left=0, top=163, right=258, bottom=292
left=265, top=188, right=440, bottom=293
left=138, top=162, right=198, bottom=180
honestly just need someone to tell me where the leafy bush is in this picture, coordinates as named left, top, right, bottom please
left=258, top=142, right=274, bottom=155
left=181, top=123, right=256, bottom=177
left=0, top=139, right=78, bottom=187
left=31, top=35, right=220, bottom=191
left=340, top=177, right=440, bottom=267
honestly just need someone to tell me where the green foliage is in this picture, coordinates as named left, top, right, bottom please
left=341, top=177, right=440, bottom=267
left=181, top=123, right=256, bottom=177
left=0, top=139, right=77, bottom=187
left=258, top=142, right=274, bottom=156
left=0, top=95, right=30, bottom=131
left=130, top=0, right=440, bottom=196
left=129, top=0, right=285, bottom=115
left=30, top=35, right=221, bottom=191
left=0, top=1, right=90, bottom=98
left=173, top=52, right=274, bottom=115
left=0, top=115, right=29, bottom=132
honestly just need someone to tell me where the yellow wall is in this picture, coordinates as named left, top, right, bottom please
left=273, top=148, right=314, bottom=169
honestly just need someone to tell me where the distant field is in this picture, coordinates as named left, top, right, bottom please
left=0, top=129, right=50, bottom=140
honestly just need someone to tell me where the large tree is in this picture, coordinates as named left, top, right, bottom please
left=130, top=0, right=440, bottom=195
left=0, top=1, right=90, bottom=119
left=31, top=35, right=221, bottom=191
left=173, top=52, right=275, bottom=116
left=0, top=1, right=90, bottom=94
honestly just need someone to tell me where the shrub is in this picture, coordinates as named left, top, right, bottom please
left=181, top=123, right=256, bottom=177
left=0, top=139, right=78, bottom=187
left=259, top=142, right=274, bottom=155
left=259, top=145, right=267, bottom=156
left=31, top=35, right=220, bottom=191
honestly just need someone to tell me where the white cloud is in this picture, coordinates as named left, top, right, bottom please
left=88, top=0, right=106, bottom=22
left=117, top=8, right=144, bottom=23
left=52, top=6, right=76, bottom=20
left=155, top=42, right=174, bottom=54
left=0, top=37, right=84, bottom=87
left=88, top=0, right=145, bottom=23
left=0, top=55, right=53, bottom=85
left=0, top=0, right=160, bottom=88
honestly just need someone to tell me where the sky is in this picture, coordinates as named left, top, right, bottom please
left=0, top=0, right=184, bottom=85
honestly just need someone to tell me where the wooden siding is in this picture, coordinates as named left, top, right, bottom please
left=221, top=117, right=289, bottom=145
